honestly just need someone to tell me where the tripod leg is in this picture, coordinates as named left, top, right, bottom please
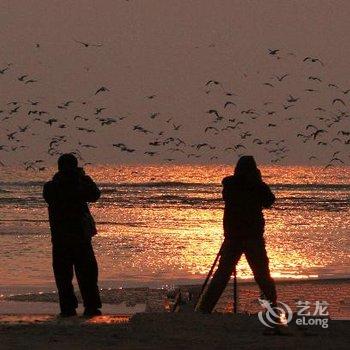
left=194, top=244, right=223, bottom=311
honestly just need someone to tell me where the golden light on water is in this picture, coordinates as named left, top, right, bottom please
left=0, top=164, right=349, bottom=285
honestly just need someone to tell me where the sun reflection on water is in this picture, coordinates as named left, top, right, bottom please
left=0, top=164, right=349, bottom=285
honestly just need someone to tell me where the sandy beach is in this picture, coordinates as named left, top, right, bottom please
left=1, top=279, right=349, bottom=349
left=1, top=313, right=349, bottom=350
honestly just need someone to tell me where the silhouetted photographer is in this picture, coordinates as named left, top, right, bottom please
left=43, top=153, right=102, bottom=317
left=197, top=156, right=277, bottom=313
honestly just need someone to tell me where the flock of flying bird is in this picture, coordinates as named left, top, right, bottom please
left=0, top=44, right=349, bottom=171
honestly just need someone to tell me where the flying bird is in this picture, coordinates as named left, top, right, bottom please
left=308, top=76, right=322, bottom=82
left=224, top=101, right=236, bottom=108
left=205, top=126, right=219, bottom=133
left=274, top=73, right=288, bottom=82
left=303, top=57, right=324, bottom=66
left=0, top=66, right=9, bottom=74
left=95, top=86, right=110, bottom=95
left=332, top=98, right=346, bottom=106
left=18, top=75, right=28, bottom=81
left=287, top=95, right=299, bottom=103
left=268, top=49, right=279, bottom=55
left=74, top=39, right=102, bottom=47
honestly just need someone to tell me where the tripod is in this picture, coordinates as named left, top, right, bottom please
left=194, top=242, right=238, bottom=314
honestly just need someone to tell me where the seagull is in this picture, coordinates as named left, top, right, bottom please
left=308, top=76, right=322, bottom=82
left=95, top=107, right=106, bottom=115
left=234, top=144, right=246, bottom=150
left=253, top=138, right=264, bottom=145
left=274, top=73, right=288, bottom=82
left=173, top=124, right=182, bottom=131
left=79, top=142, right=97, bottom=149
left=18, top=125, right=30, bottom=132
left=337, top=130, right=350, bottom=136
left=206, top=109, right=220, bottom=118
left=287, top=95, right=299, bottom=103
left=18, top=75, right=28, bottom=81
left=100, top=117, right=116, bottom=126
left=74, top=115, right=89, bottom=121
left=46, top=118, right=58, bottom=126
left=268, top=49, right=279, bottom=55
left=303, top=57, right=324, bottom=66
left=224, top=101, right=236, bottom=108
left=77, top=127, right=95, bottom=133
left=311, top=129, right=327, bottom=139
left=74, top=39, right=102, bottom=47
left=305, top=88, right=318, bottom=92
left=205, top=126, right=219, bottom=133
left=28, top=100, right=39, bottom=105
left=332, top=98, right=346, bottom=106
left=144, top=151, right=157, bottom=156
left=10, top=106, right=20, bottom=114
left=205, top=80, right=220, bottom=87
left=330, top=157, right=344, bottom=164
left=0, top=66, right=9, bottom=74
left=149, top=112, right=160, bottom=119
left=328, top=83, right=339, bottom=89
left=95, top=86, right=109, bottom=95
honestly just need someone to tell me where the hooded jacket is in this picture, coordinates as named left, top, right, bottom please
left=43, top=169, right=100, bottom=243
left=222, top=173, right=275, bottom=239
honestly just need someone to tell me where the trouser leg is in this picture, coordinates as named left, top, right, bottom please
left=197, top=240, right=243, bottom=313
left=52, top=245, right=78, bottom=313
left=74, top=242, right=101, bottom=310
left=244, top=238, right=277, bottom=304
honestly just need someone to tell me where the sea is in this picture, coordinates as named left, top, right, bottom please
left=0, top=164, right=349, bottom=294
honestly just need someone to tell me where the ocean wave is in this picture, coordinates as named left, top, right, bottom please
left=0, top=197, right=45, bottom=205
left=0, top=181, right=45, bottom=187
left=272, top=184, right=350, bottom=190
left=0, top=180, right=349, bottom=191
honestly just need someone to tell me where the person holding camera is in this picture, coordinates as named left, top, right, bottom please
left=196, top=156, right=277, bottom=313
left=43, top=153, right=102, bottom=317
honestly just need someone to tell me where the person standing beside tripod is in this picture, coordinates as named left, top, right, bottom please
left=196, top=156, right=277, bottom=313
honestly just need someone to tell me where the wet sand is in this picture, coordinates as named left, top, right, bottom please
left=2, top=278, right=350, bottom=318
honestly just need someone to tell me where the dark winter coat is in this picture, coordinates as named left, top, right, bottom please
left=222, top=174, right=275, bottom=239
left=43, top=169, right=100, bottom=244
